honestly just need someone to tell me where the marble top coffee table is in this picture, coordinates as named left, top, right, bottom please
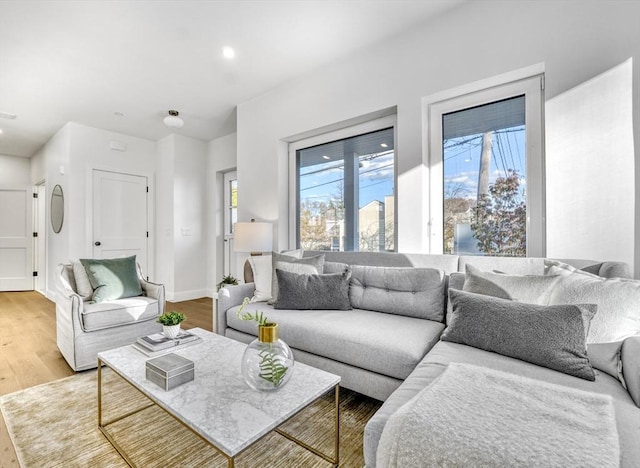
left=97, top=327, right=341, bottom=467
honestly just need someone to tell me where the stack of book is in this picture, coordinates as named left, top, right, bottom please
left=133, top=330, right=202, bottom=356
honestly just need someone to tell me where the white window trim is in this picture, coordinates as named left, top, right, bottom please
left=422, top=66, right=546, bottom=256
left=288, top=114, right=398, bottom=249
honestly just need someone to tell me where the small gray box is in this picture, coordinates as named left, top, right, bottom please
left=146, top=353, right=195, bottom=391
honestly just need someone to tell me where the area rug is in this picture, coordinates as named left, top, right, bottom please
left=0, top=368, right=381, bottom=467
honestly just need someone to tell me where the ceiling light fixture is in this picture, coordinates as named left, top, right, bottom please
left=163, top=110, right=184, bottom=129
left=222, top=46, right=235, bottom=59
left=0, top=111, right=17, bottom=120
left=322, top=155, right=331, bottom=160
left=380, top=143, right=388, bottom=148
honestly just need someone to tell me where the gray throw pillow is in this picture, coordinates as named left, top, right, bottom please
left=463, top=264, right=561, bottom=305
left=269, top=253, right=324, bottom=304
left=79, top=256, right=143, bottom=303
left=274, top=268, right=352, bottom=310
left=443, top=289, right=597, bottom=381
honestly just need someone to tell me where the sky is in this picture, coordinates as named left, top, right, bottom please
left=298, top=124, right=526, bottom=210
left=299, top=150, right=394, bottom=209
left=444, top=126, right=526, bottom=200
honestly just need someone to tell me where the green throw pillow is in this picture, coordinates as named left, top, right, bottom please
left=80, top=256, right=143, bottom=303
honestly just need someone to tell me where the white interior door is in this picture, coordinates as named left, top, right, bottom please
left=223, top=171, right=240, bottom=279
left=0, top=186, right=34, bottom=291
left=93, top=170, right=148, bottom=273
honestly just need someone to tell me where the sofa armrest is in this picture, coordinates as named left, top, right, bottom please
left=622, top=335, right=640, bottom=407
left=140, top=278, right=166, bottom=316
left=216, top=283, right=256, bottom=336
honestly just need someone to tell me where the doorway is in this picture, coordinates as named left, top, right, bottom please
left=0, top=186, right=34, bottom=291
left=222, top=170, right=239, bottom=280
left=34, top=182, right=46, bottom=294
left=92, top=170, right=149, bottom=274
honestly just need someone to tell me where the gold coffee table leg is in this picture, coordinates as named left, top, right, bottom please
left=275, top=384, right=340, bottom=467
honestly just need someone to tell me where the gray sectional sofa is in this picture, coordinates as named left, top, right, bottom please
left=217, top=251, right=640, bottom=467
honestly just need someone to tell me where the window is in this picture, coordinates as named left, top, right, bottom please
left=290, top=117, right=396, bottom=252
left=427, top=74, right=544, bottom=257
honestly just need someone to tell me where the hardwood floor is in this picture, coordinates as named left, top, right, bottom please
left=0, top=291, right=213, bottom=468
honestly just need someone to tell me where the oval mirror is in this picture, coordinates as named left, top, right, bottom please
left=51, top=184, right=64, bottom=233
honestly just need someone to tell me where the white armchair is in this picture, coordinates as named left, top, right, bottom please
left=55, top=262, right=164, bottom=371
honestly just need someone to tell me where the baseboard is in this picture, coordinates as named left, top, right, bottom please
left=167, top=289, right=209, bottom=302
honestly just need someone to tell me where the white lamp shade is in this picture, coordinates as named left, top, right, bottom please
left=233, top=221, right=273, bottom=253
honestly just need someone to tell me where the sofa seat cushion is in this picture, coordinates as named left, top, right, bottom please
left=227, top=303, right=444, bottom=380
left=364, top=340, right=640, bottom=468
left=81, top=296, right=159, bottom=331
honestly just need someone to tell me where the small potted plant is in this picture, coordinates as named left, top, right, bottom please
left=157, top=311, right=186, bottom=339
left=216, top=274, right=239, bottom=291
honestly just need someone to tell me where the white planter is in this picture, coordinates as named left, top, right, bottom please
left=163, top=324, right=181, bottom=339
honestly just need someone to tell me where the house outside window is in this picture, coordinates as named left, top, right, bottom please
left=290, top=117, right=396, bottom=252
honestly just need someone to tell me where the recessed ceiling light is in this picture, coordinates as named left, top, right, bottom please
left=222, top=46, right=235, bottom=59
left=380, top=143, right=388, bottom=148
left=322, top=155, right=331, bottom=160
left=0, top=129, right=4, bottom=134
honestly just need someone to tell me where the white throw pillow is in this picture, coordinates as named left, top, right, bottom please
left=248, top=255, right=273, bottom=302
left=463, top=264, right=561, bottom=305
left=72, top=260, right=93, bottom=301
left=548, top=265, right=640, bottom=343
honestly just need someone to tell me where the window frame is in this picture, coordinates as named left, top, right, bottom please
left=288, top=115, right=398, bottom=251
left=424, top=72, right=545, bottom=257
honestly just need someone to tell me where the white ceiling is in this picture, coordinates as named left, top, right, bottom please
left=0, top=0, right=465, bottom=158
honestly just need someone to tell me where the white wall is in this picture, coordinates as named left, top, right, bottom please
left=0, top=155, right=30, bottom=185
left=172, top=134, right=208, bottom=300
left=154, top=133, right=209, bottom=301
left=236, top=0, right=640, bottom=275
left=207, top=133, right=237, bottom=294
left=156, top=135, right=175, bottom=296
left=31, top=124, right=71, bottom=297
left=546, top=60, right=634, bottom=265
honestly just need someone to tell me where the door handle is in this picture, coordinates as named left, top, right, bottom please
left=94, top=241, right=101, bottom=246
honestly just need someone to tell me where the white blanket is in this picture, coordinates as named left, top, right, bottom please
left=377, top=363, right=619, bottom=468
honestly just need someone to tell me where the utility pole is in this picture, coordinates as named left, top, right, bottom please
left=477, top=132, right=492, bottom=197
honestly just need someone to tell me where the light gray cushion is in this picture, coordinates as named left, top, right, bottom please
left=72, top=260, right=93, bottom=301
left=80, top=256, right=142, bottom=303
left=349, top=265, right=446, bottom=322
left=443, top=289, right=596, bottom=380
left=269, top=252, right=324, bottom=304
left=463, top=263, right=561, bottom=305
left=226, top=302, right=445, bottom=380
left=365, top=339, right=640, bottom=468
left=545, top=259, right=632, bottom=280
left=548, top=265, right=640, bottom=343
left=81, top=296, right=159, bottom=331
left=621, top=336, right=640, bottom=407
left=274, top=269, right=351, bottom=310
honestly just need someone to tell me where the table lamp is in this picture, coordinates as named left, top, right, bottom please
left=233, top=219, right=273, bottom=282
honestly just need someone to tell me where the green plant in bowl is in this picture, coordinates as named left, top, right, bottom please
left=157, top=311, right=186, bottom=326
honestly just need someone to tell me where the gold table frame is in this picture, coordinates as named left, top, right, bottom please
left=98, top=359, right=340, bottom=467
